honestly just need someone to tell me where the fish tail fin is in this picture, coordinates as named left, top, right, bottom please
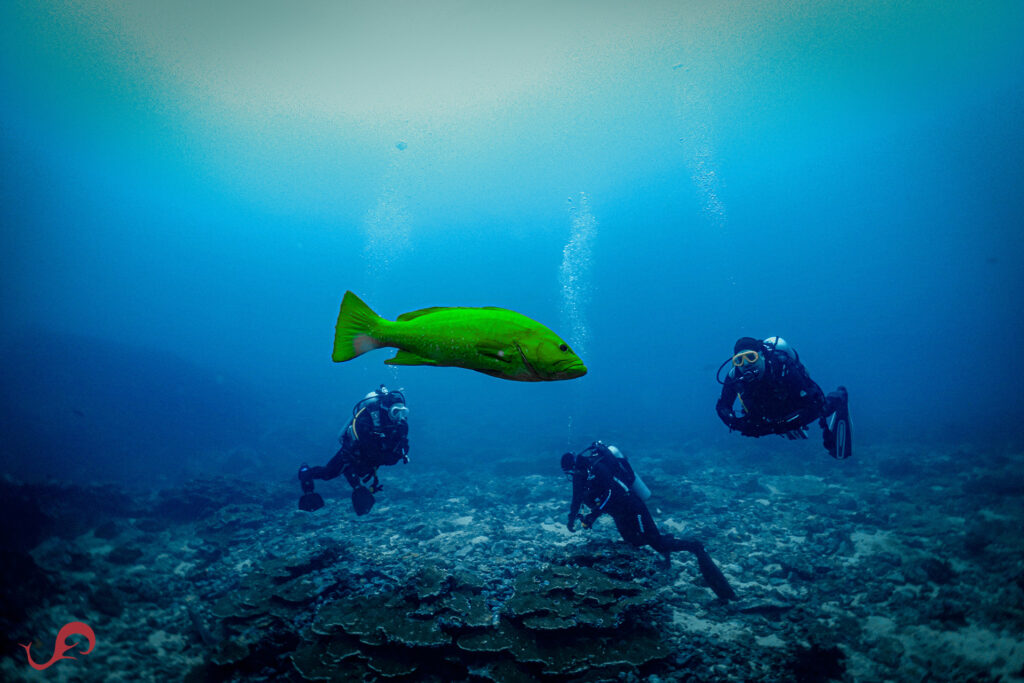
left=332, top=291, right=387, bottom=362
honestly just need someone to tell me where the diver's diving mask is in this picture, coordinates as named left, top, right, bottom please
left=388, top=403, right=409, bottom=422
left=731, top=350, right=760, bottom=367
left=717, top=348, right=765, bottom=385
left=734, top=349, right=765, bottom=381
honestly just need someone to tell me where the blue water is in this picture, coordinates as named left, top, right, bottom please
left=2, top=1, right=1022, bottom=485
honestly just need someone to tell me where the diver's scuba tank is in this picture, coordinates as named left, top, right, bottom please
left=607, top=445, right=652, bottom=500
left=764, top=336, right=798, bottom=363
left=591, top=442, right=652, bottom=501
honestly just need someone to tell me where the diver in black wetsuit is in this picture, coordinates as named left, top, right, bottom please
left=561, top=442, right=737, bottom=601
left=297, top=385, right=409, bottom=515
left=716, top=336, right=852, bottom=460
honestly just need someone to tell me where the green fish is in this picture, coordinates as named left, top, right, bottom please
left=332, top=291, right=587, bottom=382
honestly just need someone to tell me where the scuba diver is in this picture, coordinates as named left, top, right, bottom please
left=561, top=442, right=737, bottom=601
left=297, top=385, right=410, bottom=515
left=715, top=336, right=852, bottom=459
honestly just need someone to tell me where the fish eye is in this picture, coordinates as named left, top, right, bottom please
left=559, top=343, right=568, bottom=352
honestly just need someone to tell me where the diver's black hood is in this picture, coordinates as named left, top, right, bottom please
left=733, top=336, right=762, bottom=354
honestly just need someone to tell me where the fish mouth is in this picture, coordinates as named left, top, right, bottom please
left=560, top=361, right=588, bottom=379
left=514, top=343, right=587, bottom=381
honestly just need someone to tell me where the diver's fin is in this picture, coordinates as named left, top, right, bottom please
left=833, top=413, right=852, bottom=460
left=351, top=486, right=375, bottom=516
left=298, top=492, right=324, bottom=512
left=696, top=550, right=737, bottom=601
left=824, top=386, right=852, bottom=460
left=384, top=350, right=438, bottom=366
left=332, top=291, right=386, bottom=362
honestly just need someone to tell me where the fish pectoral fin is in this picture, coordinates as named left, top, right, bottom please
left=475, top=341, right=514, bottom=363
left=380, top=352, right=436, bottom=368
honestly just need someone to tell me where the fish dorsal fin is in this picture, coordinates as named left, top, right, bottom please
left=397, top=305, right=514, bottom=321
left=396, top=306, right=458, bottom=322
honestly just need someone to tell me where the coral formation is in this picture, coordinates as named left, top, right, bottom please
left=3, top=444, right=1023, bottom=681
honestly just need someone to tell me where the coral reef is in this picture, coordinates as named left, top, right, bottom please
left=2, top=442, right=1023, bottom=681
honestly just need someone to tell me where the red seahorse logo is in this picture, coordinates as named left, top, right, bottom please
left=20, top=621, right=96, bottom=670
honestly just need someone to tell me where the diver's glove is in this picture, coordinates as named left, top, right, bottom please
left=716, top=402, right=737, bottom=430
left=297, top=464, right=324, bottom=512
left=299, top=465, right=314, bottom=493
left=567, top=513, right=577, bottom=532
left=738, top=417, right=771, bottom=437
